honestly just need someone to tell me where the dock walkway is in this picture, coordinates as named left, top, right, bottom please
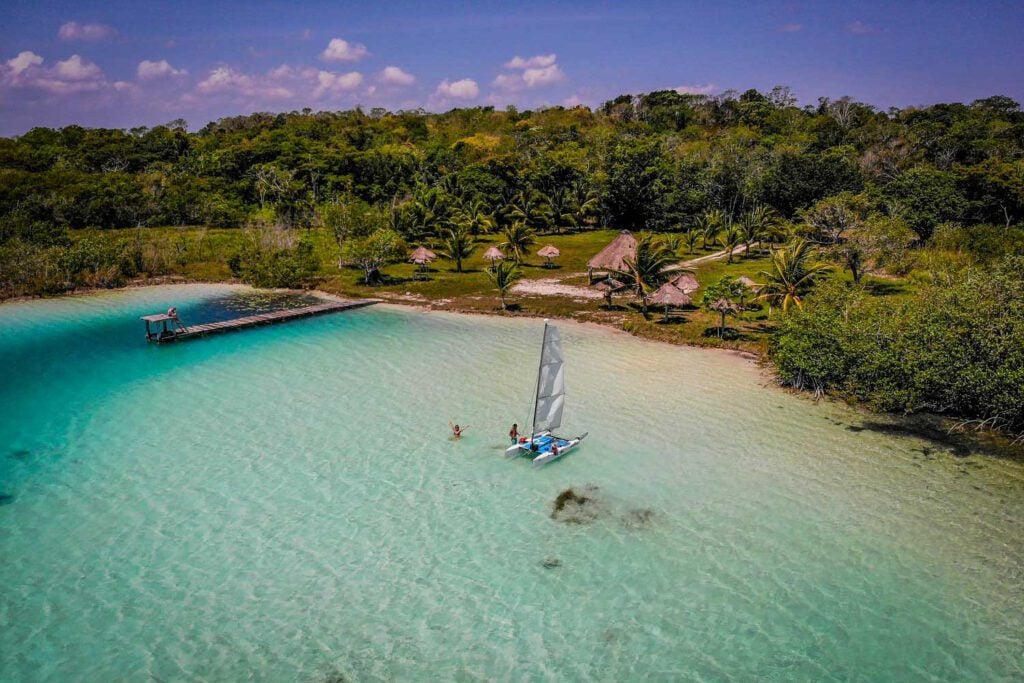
left=144, top=299, right=377, bottom=343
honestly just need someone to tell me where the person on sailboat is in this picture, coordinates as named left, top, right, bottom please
left=449, top=422, right=468, bottom=439
left=509, top=423, right=519, bottom=444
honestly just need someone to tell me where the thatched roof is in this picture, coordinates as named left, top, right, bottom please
left=537, top=245, right=561, bottom=258
left=710, top=298, right=741, bottom=313
left=587, top=230, right=636, bottom=271
left=483, top=246, right=505, bottom=261
left=649, top=283, right=692, bottom=308
left=409, top=246, right=437, bottom=264
left=737, top=275, right=760, bottom=290
left=669, top=272, right=700, bottom=293
left=593, top=277, right=626, bottom=292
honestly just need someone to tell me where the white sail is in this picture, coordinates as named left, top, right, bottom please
left=532, top=324, right=565, bottom=434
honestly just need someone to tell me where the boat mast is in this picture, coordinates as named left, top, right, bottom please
left=530, top=321, right=548, bottom=436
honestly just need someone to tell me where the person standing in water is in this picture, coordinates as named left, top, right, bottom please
left=449, top=422, right=468, bottom=439
left=509, top=423, right=519, bottom=444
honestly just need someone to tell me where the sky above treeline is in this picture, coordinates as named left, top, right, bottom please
left=1, top=0, right=1022, bottom=136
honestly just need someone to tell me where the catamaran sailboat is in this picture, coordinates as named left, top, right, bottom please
left=505, top=320, right=587, bottom=467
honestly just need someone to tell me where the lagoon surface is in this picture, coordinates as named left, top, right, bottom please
left=1, top=285, right=1022, bottom=681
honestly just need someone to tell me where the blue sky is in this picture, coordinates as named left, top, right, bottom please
left=1, top=0, right=1022, bottom=135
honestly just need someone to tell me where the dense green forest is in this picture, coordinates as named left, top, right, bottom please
left=2, top=88, right=1023, bottom=431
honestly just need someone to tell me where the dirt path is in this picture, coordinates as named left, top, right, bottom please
left=668, top=242, right=760, bottom=271
left=545, top=243, right=762, bottom=288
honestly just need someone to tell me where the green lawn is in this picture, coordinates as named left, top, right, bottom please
left=318, top=231, right=782, bottom=353
left=68, top=226, right=914, bottom=355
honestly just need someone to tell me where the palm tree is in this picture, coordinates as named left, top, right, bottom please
left=740, top=204, right=776, bottom=255
left=456, top=198, right=495, bottom=236
left=547, top=188, right=572, bottom=235
left=757, top=239, right=834, bottom=313
left=406, top=185, right=446, bottom=241
left=611, top=233, right=679, bottom=314
left=662, top=233, right=685, bottom=255
left=489, top=259, right=521, bottom=311
left=722, top=224, right=744, bottom=263
left=682, top=229, right=701, bottom=255
left=405, top=201, right=434, bottom=242
left=493, top=185, right=518, bottom=230
left=436, top=227, right=476, bottom=273
left=509, top=190, right=553, bottom=233
left=696, top=209, right=725, bottom=250
left=501, top=222, right=536, bottom=263
left=556, top=181, right=599, bottom=233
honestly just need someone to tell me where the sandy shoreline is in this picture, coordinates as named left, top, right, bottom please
left=1, top=277, right=762, bottom=361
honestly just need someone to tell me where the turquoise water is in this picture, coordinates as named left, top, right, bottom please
left=1, top=284, right=1022, bottom=681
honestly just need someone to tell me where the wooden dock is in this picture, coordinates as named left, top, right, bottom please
left=143, top=299, right=378, bottom=343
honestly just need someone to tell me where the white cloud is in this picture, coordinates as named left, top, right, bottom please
left=266, top=64, right=296, bottom=80
left=6, top=51, right=43, bottom=76
left=674, top=83, right=718, bottom=95
left=846, top=20, right=877, bottom=35
left=58, top=21, right=117, bottom=42
left=380, top=65, right=415, bottom=86
left=522, top=64, right=565, bottom=88
left=495, top=53, right=566, bottom=91
left=321, top=37, right=369, bottom=62
left=493, top=73, right=520, bottom=91
left=196, top=66, right=292, bottom=99
left=505, top=54, right=557, bottom=69
left=33, top=78, right=105, bottom=95
left=435, top=78, right=479, bottom=99
left=313, top=70, right=363, bottom=97
left=1, top=51, right=110, bottom=95
left=192, top=63, right=365, bottom=103
left=196, top=66, right=247, bottom=94
left=137, top=59, right=187, bottom=80
left=53, top=55, right=103, bottom=81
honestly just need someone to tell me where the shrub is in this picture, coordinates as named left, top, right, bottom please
left=771, top=258, right=1024, bottom=431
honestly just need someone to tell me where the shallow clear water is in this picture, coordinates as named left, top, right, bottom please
left=1, top=284, right=1022, bottom=681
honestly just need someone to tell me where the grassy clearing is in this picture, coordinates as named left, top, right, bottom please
left=65, top=226, right=913, bottom=354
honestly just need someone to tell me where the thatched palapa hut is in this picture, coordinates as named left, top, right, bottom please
left=710, top=297, right=741, bottom=337
left=587, top=230, right=636, bottom=283
left=649, top=282, right=692, bottom=317
left=483, top=246, right=504, bottom=262
left=409, top=246, right=437, bottom=280
left=593, top=277, right=626, bottom=307
left=409, top=246, right=437, bottom=265
left=537, top=245, right=561, bottom=268
left=736, top=275, right=760, bottom=291
left=594, top=277, right=625, bottom=292
left=735, top=275, right=760, bottom=306
left=711, top=297, right=741, bottom=314
left=483, top=246, right=504, bottom=272
left=669, top=272, right=700, bottom=294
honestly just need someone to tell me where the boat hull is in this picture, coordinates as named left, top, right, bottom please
left=505, top=432, right=587, bottom=466
left=505, top=431, right=550, bottom=458
left=530, top=437, right=581, bottom=467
